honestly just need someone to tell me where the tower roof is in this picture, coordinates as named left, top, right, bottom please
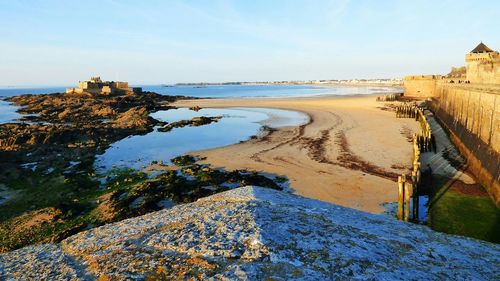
left=470, top=42, right=494, bottom=53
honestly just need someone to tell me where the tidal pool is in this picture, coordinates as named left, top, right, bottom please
left=95, top=107, right=309, bottom=170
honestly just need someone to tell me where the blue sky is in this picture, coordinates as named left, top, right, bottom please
left=0, top=0, right=498, bottom=86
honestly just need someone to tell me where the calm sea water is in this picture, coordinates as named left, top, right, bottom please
left=96, top=107, right=309, bottom=170
left=0, top=100, right=22, bottom=123
left=0, top=84, right=398, bottom=99
left=0, top=87, right=68, bottom=97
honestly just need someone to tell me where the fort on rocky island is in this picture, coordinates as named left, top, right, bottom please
left=66, top=76, right=142, bottom=95
left=403, top=42, right=500, bottom=205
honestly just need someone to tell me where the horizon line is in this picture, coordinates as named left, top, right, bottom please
left=0, top=77, right=405, bottom=89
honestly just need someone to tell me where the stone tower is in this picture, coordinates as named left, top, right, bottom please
left=465, top=42, right=500, bottom=84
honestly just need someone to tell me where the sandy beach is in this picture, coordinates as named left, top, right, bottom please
left=173, top=95, right=419, bottom=213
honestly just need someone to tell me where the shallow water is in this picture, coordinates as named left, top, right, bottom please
left=95, top=107, right=309, bottom=170
left=0, top=100, right=23, bottom=123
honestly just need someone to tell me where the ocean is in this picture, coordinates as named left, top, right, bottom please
left=0, top=84, right=399, bottom=99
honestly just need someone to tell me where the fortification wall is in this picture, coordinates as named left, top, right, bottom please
left=429, top=82, right=500, bottom=204
left=403, top=75, right=441, bottom=98
left=112, top=82, right=129, bottom=89
left=434, top=82, right=500, bottom=152
left=404, top=45, right=500, bottom=203
left=466, top=53, right=500, bottom=84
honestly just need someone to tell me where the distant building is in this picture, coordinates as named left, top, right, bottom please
left=66, top=76, right=142, bottom=95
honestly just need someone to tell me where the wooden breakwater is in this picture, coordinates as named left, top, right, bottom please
left=395, top=102, right=435, bottom=222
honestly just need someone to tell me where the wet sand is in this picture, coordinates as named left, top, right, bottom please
left=173, top=95, right=419, bottom=213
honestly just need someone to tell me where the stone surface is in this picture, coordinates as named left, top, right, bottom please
left=1, top=186, right=499, bottom=280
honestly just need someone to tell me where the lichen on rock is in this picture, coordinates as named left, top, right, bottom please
left=1, top=186, right=499, bottom=280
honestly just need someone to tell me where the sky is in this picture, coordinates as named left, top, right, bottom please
left=0, top=0, right=499, bottom=87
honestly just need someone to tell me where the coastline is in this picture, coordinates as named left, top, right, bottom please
left=173, top=95, right=419, bottom=213
left=172, top=81, right=403, bottom=88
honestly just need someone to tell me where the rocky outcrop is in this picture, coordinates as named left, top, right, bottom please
left=158, top=116, right=222, bottom=132
left=5, top=92, right=179, bottom=124
left=1, top=186, right=498, bottom=280
left=0, top=92, right=179, bottom=150
left=112, top=106, right=156, bottom=129
left=0, top=92, right=182, bottom=185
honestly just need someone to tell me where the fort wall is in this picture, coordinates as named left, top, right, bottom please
left=403, top=75, right=441, bottom=98
left=465, top=52, right=500, bottom=84
left=428, top=83, right=500, bottom=204
left=66, top=77, right=141, bottom=95
left=112, top=81, right=129, bottom=89
left=403, top=44, right=499, bottom=204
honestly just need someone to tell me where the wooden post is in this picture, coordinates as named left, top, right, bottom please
left=428, top=130, right=432, bottom=152
left=416, top=165, right=421, bottom=188
left=404, top=175, right=411, bottom=222
left=398, top=176, right=404, bottom=220
left=412, top=171, right=419, bottom=222
left=414, top=191, right=419, bottom=222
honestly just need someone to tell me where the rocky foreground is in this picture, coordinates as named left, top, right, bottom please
left=1, top=186, right=499, bottom=280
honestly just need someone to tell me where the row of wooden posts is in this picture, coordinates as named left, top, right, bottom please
left=395, top=102, right=419, bottom=119
left=397, top=137, right=422, bottom=221
left=415, top=108, right=436, bottom=153
left=396, top=103, right=434, bottom=222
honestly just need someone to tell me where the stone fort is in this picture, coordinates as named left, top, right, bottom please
left=66, top=76, right=142, bottom=95
left=403, top=42, right=500, bottom=204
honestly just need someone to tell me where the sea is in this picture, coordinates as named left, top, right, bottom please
left=0, top=84, right=398, bottom=99
left=0, top=84, right=399, bottom=170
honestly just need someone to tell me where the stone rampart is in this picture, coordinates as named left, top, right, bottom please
left=428, top=83, right=500, bottom=204
left=403, top=75, right=442, bottom=98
